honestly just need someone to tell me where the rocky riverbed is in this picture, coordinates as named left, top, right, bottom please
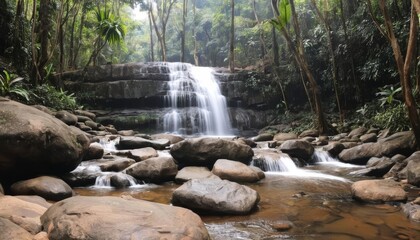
left=1, top=98, right=420, bottom=239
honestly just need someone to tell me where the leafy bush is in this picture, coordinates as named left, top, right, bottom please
left=373, top=103, right=409, bottom=132
left=29, top=84, right=80, bottom=110
left=0, top=70, right=30, bottom=101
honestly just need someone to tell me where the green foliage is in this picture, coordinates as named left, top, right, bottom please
left=0, top=70, right=29, bottom=101
left=29, top=84, right=79, bottom=110
left=373, top=103, right=409, bottom=132
left=95, top=9, right=126, bottom=46
left=376, top=85, right=401, bottom=107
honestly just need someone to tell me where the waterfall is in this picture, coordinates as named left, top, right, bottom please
left=162, top=62, right=232, bottom=135
left=251, top=150, right=299, bottom=172
left=312, top=149, right=338, bottom=163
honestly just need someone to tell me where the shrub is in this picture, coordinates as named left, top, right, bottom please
left=29, top=84, right=80, bottom=110
left=0, top=70, right=29, bottom=101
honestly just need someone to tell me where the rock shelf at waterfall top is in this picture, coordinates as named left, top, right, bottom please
left=1, top=98, right=420, bottom=239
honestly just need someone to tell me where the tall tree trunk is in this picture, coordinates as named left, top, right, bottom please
left=192, top=0, right=199, bottom=65
left=370, top=0, right=420, bottom=148
left=148, top=10, right=155, bottom=62
left=38, top=0, right=53, bottom=82
left=229, top=0, right=235, bottom=72
left=311, top=0, right=343, bottom=123
left=68, top=2, right=80, bottom=70
left=252, top=0, right=266, bottom=59
left=180, top=0, right=187, bottom=62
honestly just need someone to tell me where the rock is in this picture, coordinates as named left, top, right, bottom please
left=172, top=178, right=260, bottom=214
left=31, top=105, right=54, bottom=115
left=0, top=183, right=3, bottom=195
left=33, top=231, right=49, bottom=240
left=0, top=100, right=90, bottom=181
left=41, top=196, right=210, bottom=239
left=117, top=136, right=170, bottom=150
left=402, top=203, right=420, bottom=222
left=323, top=142, right=345, bottom=157
left=252, top=149, right=300, bottom=171
left=170, top=138, right=254, bottom=167
left=74, top=109, right=96, bottom=121
left=110, top=173, right=138, bottom=188
left=331, top=133, right=347, bottom=141
left=116, top=147, right=158, bottom=162
left=118, top=130, right=135, bottom=136
left=0, top=195, right=48, bottom=234
left=76, top=122, right=92, bottom=131
left=351, top=179, right=407, bottom=202
left=384, top=154, right=409, bottom=179
left=83, top=142, right=104, bottom=160
left=249, top=166, right=265, bottom=180
left=104, top=126, right=118, bottom=134
left=175, top=167, right=220, bottom=184
left=273, top=132, right=298, bottom=141
left=84, top=120, right=99, bottom=130
left=301, top=136, right=316, bottom=142
left=99, top=157, right=136, bottom=172
left=10, top=176, right=73, bottom=201
left=378, top=128, right=391, bottom=139
left=61, top=169, right=101, bottom=187
left=0, top=217, right=33, bottom=240
left=55, top=110, right=78, bottom=126
left=407, top=151, right=420, bottom=187
left=270, top=220, right=293, bottom=231
left=211, top=159, right=262, bottom=183
left=150, top=133, right=184, bottom=144
left=252, top=133, right=274, bottom=142
left=76, top=115, right=92, bottom=122
left=299, top=129, right=319, bottom=138
left=124, top=156, right=178, bottom=183
left=350, top=157, right=395, bottom=177
left=348, top=127, right=368, bottom=138
left=234, top=138, right=257, bottom=148
left=279, top=140, right=314, bottom=161
left=360, top=133, right=377, bottom=143
left=14, top=195, right=52, bottom=209
left=341, top=142, right=358, bottom=149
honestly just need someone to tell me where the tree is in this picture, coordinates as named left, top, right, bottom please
left=149, top=0, right=177, bottom=61
left=85, top=8, right=126, bottom=68
left=367, top=0, right=420, bottom=148
left=229, top=0, right=235, bottom=72
left=180, top=0, right=187, bottom=62
left=271, top=0, right=329, bottom=133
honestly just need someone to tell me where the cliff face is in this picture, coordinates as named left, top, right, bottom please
left=62, top=62, right=276, bottom=133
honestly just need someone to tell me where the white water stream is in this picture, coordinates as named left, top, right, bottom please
left=162, top=63, right=232, bottom=135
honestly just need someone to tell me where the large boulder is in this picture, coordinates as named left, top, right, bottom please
left=172, top=178, right=259, bottom=214
left=351, top=179, right=407, bottom=202
left=116, top=136, right=170, bottom=150
left=0, top=217, right=33, bottom=240
left=116, top=147, right=158, bottom=162
left=0, top=195, right=48, bottom=234
left=170, top=138, right=254, bottom=167
left=350, top=157, right=395, bottom=177
left=175, top=167, right=220, bottom=184
left=273, top=132, right=298, bottom=142
left=339, top=131, right=416, bottom=164
left=252, top=133, right=274, bottom=142
left=323, top=142, right=345, bottom=157
left=348, top=127, right=368, bottom=138
left=41, top=196, right=210, bottom=240
left=0, top=99, right=89, bottom=181
left=402, top=201, right=420, bottom=222
left=55, top=110, right=78, bottom=126
left=10, top=176, right=73, bottom=201
left=150, top=133, right=184, bottom=144
left=83, top=142, right=104, bottom=160
left=407, top=151, right=420, bottom=187
left=279, top=140, right=314, bottom=161
left=212, top=159, right=263, bottom=183
left=98, top=157, right=136, bottom=172
left=124, top=156, right=178, bottom=183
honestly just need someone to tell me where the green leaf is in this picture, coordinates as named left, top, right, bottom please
left=278, top=0, right=291, bottom=28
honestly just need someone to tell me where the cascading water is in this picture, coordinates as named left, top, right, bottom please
left=162, top=62, right=232, bottom=135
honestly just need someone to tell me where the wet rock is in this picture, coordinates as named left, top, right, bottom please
left=124, top=156, right=178, bottom=183
left=10, top=176, right=73, bottom=201
left=118, top=130, right=135, bottom=136
left=279, top=140, right=314, bottom=161
left=234, top=137, right=257, bottom=148
left=0, top=217, right=33, bottom=240
left=407, top=151, right=420, bottom=187
left=402, top=203, right=420, bottom=222
left=270, top=220, right=293, bottom=231
left=85, top=120, right=100, bottom=130
left=360, top=133, right=377, bottom=143
left=384, top=154, right=409, bottom=179
left=252, top=133, right=274, bottom=142
left=348, top=127, right=368, bottom=138
left=351, top=179, right=407, bottom=202
left=110, top=172, right=138, bottom=188
left=74, top=109, right=96, bottom=121
left=61, top=169, right=100, bottom=187
left=55, top=110, right=78, bottom=126
left=273, top=132, right=298, bottom=141
left=172, top=178, right=260, bottom=214
left=252, top=149, right=300, bottom=171
left=0, top=100, right=89, bottom=181
left=299, top=129, right=319, bottom=138
left=175, top=167, right=219, bottom=184
left=170, top=138, right=254, bottom=167
left=0, top=195, right=48, bottom=234
left=117, top=136, right=170, bottom=150
left=323, top=142, right=345, bottom=157
left=339, top=131, right=416, bottom=165
left=212, top=159, right=263, bottom=183
left=116, top=147, right=159, bottom=162
left=83, top=142, right=104, bottom=160
left=249, top=166, right=265, bottom=179
left=350, top=157, right=395, bottom=177
left=41, top=196, right=210, bottom=240
left=150, top=133, right=184, bottom=144
left=99, top=157, right=136, bottom=172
